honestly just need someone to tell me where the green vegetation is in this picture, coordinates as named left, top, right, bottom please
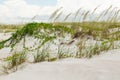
left=0, top=6, right=120, bottom=74
left=0, top=22, right=73, bottom=49
left=2, top=52, right=26, bottom=73
left=0, top=24, right=23, bottom=33
left=33, top=47, right=50, bottom=63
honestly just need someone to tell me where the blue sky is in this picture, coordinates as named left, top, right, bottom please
left=0, top=0, right=57, bottom=6
left=0, top=0, right=4, bottom=3
left=26, top=0, right=57, bottom=6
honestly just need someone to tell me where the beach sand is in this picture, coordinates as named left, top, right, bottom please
left=0, top=33, right=120, bottom=80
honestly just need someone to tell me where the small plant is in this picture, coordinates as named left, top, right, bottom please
left=33, top=48, right=49, bottom=63
left=3, top=52, right=26, bottom=71
left=76, top=40, right=86, bottom=58
left=1, top=65, right=9, bottom=74
left=76, top=39, right=118, bottom=58
left=0, top=22, right=73, bottom=50
left=57, top=50, right=67, bottom=59
left=57, top=45, right=70, bottom=59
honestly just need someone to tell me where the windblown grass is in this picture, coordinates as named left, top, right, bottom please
left=0, top=22, right=73, bottom=49
left=2, top=52, right=26, bottom=74
left=0, top=6, right=120, bottom=74
left=0, top=24, right=23, bottom=33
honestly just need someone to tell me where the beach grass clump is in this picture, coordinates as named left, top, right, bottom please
left=0, top=6, right=120, bottom=74
left=76, top=39, right=116, bottom=58
left=3, top=52, right=26, bottom=71
left=0, top=22, right=74, bottom=50
left=33, top=49, right=49, bottom=63
left=57, top=48, right=67, bottom=59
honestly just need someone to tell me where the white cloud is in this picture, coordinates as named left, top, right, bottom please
left=0, top=0, right=119, bottom=24
left=0, top=0, right=57, bottom=24
left=5, top=0, right=57, bottom=16
left=57, top=0, right=120, bottom=13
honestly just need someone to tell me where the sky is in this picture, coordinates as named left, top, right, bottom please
left=0, top=0, right=119, bottom=24
left=26, top=0, right=57, bottom=6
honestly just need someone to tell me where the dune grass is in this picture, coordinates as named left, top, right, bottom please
left=1, top=52, right=26, bottom=74
left=0, top=24, right=23, bottom=33
left=0, top=6, right=120, bottom=74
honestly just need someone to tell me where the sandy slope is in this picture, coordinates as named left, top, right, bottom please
left=0, top=33, right=120, bottom=80
left=0, top=49, right=120, bottom=80
left=0, top=33, right=12, bottom=41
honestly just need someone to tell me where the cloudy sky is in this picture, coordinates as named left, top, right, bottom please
left=0, top=0, right=119, bottom=24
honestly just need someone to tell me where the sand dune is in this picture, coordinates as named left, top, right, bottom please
left=0, top=49, right=120, bottom=80
left=0, top=33, right=120, bottom=80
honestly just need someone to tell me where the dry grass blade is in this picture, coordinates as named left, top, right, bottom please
left=64, top=13, right=72, bottom=21
left=49, top=7, right=63, bottom=20
left=31, top=15, right=38, bottom=20
left=79, top=11, right=85, bottom=21
left=114, top=9, right=120, bottom=20
left=109, top=9, right=120, bottom=22
left=103, top=5, right=112, bottom=16
left=83, top=11, right=90, bottom=21
left=106, top=7, right=117, bottom=21
left=74, top=8, right=82, bottom=20
left=92, top=5, right=100, bottom=14
left=96, top=5, right=113, bottom=21
left=96, top=9, right=108, bottom=21
left=54, top=11, right=63, bottom=22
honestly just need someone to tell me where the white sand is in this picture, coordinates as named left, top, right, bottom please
left=0, top=33, right=120, bottom=80
left=0, top=49, right=120, bottom=80
left=0, top=33, right=12, bottom=41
